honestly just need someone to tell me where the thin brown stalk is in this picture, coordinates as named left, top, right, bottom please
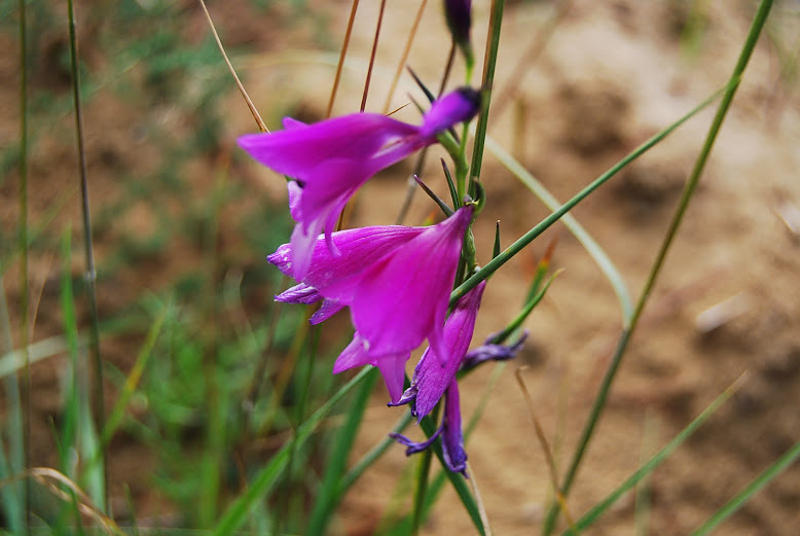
left=67, top=0, right=107, bottom=512
left=361, top=0, right=388, bottom=112
left=514, top=368, right=576, bottom=530
left=466, top=462, right=494, bottom=536
left=383, top=0, right=429, bottom=113
left=328, top=0, right=360, bottom=117
left=198, top=0, right=268, bottom=132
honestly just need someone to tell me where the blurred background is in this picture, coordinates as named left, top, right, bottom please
left=1, top=0, right=799, bottom=533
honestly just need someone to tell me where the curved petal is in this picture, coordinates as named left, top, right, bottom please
left=332, top=333, right=373, bottom=374
left=238, top=113, right=420, bottom=180
left=267, top=225, right=426, bottom=300
left=442, top=381, right=467, bottom=475
left=412, top=281, right=486, bottom=418
left=351, top=206, right=472, bottom=358
left=309, top=299, right=345, bottom=325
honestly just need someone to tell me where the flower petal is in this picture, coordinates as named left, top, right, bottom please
left=412, top=281, right=486, bottom=418
left=309, top=299, right=345, bottom=325
left=351, top=206, right=472, bottom=359
left=442, top=381, right=468, bottom=475
left=238, top=113, right=419, bottom=181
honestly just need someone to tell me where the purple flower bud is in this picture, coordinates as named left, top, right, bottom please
left=239, top=89, right=479, bottom=279
left=420, top=87, right=481, bottom=140
left=444, top=0, right=472, bottom=48
left=460, top=331, right=528, bottom=371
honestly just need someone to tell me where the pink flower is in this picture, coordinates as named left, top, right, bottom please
left=239, top=88, right=480, bottom=279
left=267, top=206, right=474, bottom=402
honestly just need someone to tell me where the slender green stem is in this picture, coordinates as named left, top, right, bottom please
left=17, top=0, right=30, bottom=529
left=468, top=0, right=505, bottom=192
left=67, top=0, right=107, bottom=512
left=691, top=440, right=800, bottom=535
left=450, top=84, right=723, bottom=307
left=411, top=446, right=434, bottom=535
left=562, top=374, right=745, bottom=534
left=542, top=1, right=773, bottom=533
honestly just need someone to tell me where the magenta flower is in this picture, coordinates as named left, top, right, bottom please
left=239, top=88, right=480, bottom=279
left=267, top=206, right=474, bottom=402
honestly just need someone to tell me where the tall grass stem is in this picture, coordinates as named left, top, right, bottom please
left=17, top=0, right=30, bottom=528
left=468, top=0, right=505, bottom=191
left=542, top=1, right=774, bottom=532
left=67, top=0, right=107, bottom=512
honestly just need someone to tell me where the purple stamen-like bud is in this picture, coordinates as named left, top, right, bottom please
left=444, top=0, right=472, bottom=48
left=420, top=87, right=481, bottom=140
left=461, top=331, right=529, bottom=371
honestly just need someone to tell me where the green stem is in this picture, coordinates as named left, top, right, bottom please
left=468, top=0, right=505, bottom=192
left=67, top=0, right=107, bottom=513
left=17, top=0, right=30, bottom=529
left=450, top=84, right=724, bottom=307
left=541, top=1, right=773, bottom=533
left=411, top=447, right=434, bottom=535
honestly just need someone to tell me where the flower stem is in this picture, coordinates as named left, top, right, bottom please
left=541, top=1, right=774, bottom=532
left=468, top=0, right=505, bottom=192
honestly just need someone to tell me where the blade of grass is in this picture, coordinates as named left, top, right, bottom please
left=307, top=367, right=379, bottom=536
left=452, top=83, right=725, bottom=306
left=101, top=305, right=168, bottom=446
left=543, top=1, right=773, bottom=532
left=0, top=284, right=24, bottom=532
left=212, top=366, right=373, bottom=536
left=17, top=0, right=30, bottom=528
left=67, top=0, right=106, bottom=512
left=562, top=373, right=746, bottom=534
left=691, top=440, right=800, bottom=535
left=198, top=0, right=267, bottom=132
left=482, top=134, right=633, bottom=325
